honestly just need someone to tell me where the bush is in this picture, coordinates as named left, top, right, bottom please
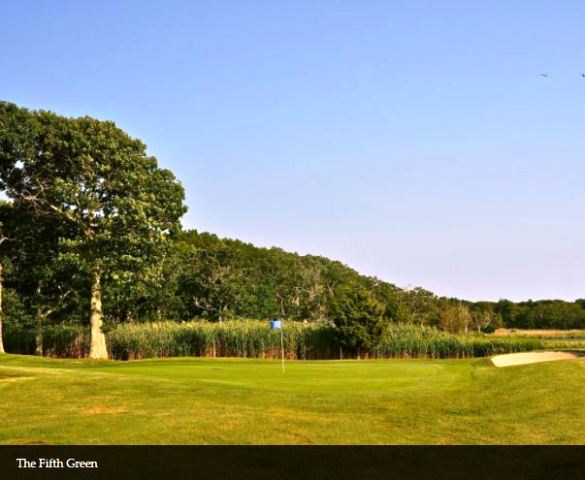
left=331, top=287, right=389, bottom=354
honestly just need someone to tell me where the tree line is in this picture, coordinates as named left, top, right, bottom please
left=1, top=102, right=584, bottom=358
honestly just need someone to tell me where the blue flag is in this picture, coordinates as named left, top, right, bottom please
left=270, top=319, right=282, bottom=330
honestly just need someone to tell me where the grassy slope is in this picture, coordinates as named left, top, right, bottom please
left=0, top=354, right=584, bottom=444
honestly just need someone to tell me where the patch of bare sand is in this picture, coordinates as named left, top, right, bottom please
left=491, top=351, right=577, bottom=367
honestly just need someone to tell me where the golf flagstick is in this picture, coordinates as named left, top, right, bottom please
left=280, top=323, right=285, bottom=373
left=271, top=318, right=285, bottom=373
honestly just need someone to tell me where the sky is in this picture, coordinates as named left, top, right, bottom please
left=1, top=0, right=584, bottom=302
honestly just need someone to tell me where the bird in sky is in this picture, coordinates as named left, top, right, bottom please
left=537, top=73, right=585, bottom=78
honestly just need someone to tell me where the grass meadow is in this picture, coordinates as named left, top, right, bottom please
left=494, top=329, right=585, bottom=351
left=1, top=353, right=584, bottom=444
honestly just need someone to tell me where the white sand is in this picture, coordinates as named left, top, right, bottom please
left=491, top=351, right=577, bottom=367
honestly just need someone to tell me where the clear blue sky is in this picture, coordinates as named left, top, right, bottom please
left=2, top=1, right=584, bottom=301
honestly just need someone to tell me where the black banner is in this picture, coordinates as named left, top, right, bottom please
left=1, top=446, right=584, bottom=480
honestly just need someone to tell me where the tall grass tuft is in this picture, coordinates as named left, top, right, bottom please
left=374, top=324, right=543, bottom=359
left=107, top=320, right=338, bottom=360
left=4, top=324, right=89, bottom=357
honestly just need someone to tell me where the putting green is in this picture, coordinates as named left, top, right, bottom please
left=0, top=354, right=584, bottom=444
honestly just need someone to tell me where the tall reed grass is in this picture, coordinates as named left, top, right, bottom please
left=5, top=324, right=89, bottom=358
left=5, top=320, right=543, bottom=359
left=374, top=324, right=543, bottom=358
left=108, top=320, right=338, bottom=360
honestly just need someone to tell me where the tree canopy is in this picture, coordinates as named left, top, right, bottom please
left=0, top=102, right=186, bottom=358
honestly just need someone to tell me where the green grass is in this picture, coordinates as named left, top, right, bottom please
left=1, top=353, right=584, bottom=444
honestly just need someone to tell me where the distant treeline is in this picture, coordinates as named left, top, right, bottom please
left=4, top=228, right=585, bottom=333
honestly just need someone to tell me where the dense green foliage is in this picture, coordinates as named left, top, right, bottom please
left=331, top=287, right=389, bottom=354
left=2, top=354, right=585, bottom=444
left=0, top=102, right=186, bottom=358
left=493, top=299, right=585, bottom=329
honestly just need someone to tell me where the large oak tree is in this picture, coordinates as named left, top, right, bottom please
left=0, top=102, right=186, bottom=358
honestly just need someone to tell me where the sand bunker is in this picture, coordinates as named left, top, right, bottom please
left=491, top=351, right=578, bottom=367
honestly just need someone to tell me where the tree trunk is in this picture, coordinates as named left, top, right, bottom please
left=89, top=265, right=108, bottom=359
left=35, top=310, right=43, bottom=356
left=35, top=283, right=43, bottom=356
left=0, top=262, right=5, bottom=354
